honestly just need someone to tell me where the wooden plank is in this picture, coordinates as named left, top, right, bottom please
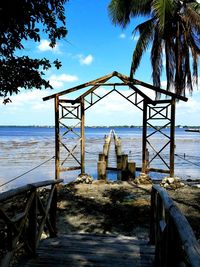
left=15, top=234, right=155, bottom=267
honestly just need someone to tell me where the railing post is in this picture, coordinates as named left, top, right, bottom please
left=49, top=185, right=58, bottom=237
left=28, top=188, right=37, bottom=255
left=149, top=187, right=156, bottom=245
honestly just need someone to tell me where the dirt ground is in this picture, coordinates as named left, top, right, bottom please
left=56, top=180, right=200, bottom=242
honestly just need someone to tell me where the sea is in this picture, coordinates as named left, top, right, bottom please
left=0, top=126, right=200, bottom=192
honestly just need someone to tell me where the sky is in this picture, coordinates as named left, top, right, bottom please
left=0, top=0, right=200, bottom=126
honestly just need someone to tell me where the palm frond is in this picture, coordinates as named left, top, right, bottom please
left=108, top=0, right=132, bottom=27
left=130, top=19, right=155, bottom=78
left=165, top=37, right=175, bottom=92
left=152, top=0, right=176, bottom=33
left=108, top=0, right=152, bottom=27
left=151, top=25, right=163, bottom=98
left=184, top=5, right=200, bottom=33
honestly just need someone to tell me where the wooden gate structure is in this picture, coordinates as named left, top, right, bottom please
left=43, top=71, right=187, bottom=179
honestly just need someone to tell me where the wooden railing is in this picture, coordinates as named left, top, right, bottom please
left=150, top=184, right=200, bottom=267
left=0, top=179, right=62, bottom=267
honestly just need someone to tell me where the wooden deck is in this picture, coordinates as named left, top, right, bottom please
left=17, top=233, right=155, bottom=267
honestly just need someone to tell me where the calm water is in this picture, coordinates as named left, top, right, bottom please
left=0, top=126, right=200, bottom=192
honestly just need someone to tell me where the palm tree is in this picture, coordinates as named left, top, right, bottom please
left=108, top=0, right=200, bottom=97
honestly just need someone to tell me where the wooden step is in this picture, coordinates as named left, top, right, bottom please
left=16, top=233, right=155, bottom=267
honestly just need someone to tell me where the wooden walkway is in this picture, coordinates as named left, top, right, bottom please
left=17, top=234, right=155, bottom=267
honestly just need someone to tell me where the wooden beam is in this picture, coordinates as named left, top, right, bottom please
left=75, top=76, right=112, bottom=101
left=80, top=98, right=85, bottom=174
left=114, top=72, right=188, bottom=102
left=170, top=98, right=176, bottom=177
left=133, top=79, right=188, bottom=102
left=55, top=96, right=60, bottom=180
left=142, top=101, right=148, bottom=173
left=43, top=72, right=115, bottom=101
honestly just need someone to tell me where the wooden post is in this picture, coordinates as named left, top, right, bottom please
left=80, top=98, right=85, bottom=174
left=121, top=154, right=128, bottom=180
left=145, top=148, right=149, bottom=173
left=142, top=101, right=147, bottom=173
left=28, top=189, right=37, bottom=255
left=99, top=153, right=105, bottom=161
left=116, top=138, right=122, bottom=155
left=49, top=185, right=57, bottom=237
left=98, top=160, right=106, bottom=180
left=117, top=155, right=122, bottom=169
left=170, top=98, right=175, bottom=177
left=128, top=162, right=136, bottom=179
left=55, top=96, right=60, bottom=180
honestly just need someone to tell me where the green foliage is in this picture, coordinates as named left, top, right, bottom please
left=109, top=0, right=200, bottom=97
left=0, top=0, right=67, bottom=101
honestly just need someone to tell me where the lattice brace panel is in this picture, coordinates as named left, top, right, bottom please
left=84, top=87, right=115, bottom=111
left=146, top=103, right=172, bottom=172
left=114, top=87, right=144, bottom=111
left=58, top=101, right=82, bottom=171
left=83, top=85, right=145, bottom=111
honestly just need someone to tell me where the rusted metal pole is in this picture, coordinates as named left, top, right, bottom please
left=80, top=98, right=85, bottom=174
left=170, top=98, right=176, bottom=177
left=142, top=101, right=147, bottom=173
left=55, top=96, right=60, bottom=180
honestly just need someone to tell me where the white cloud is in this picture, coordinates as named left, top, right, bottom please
left=78, top=54, right=94, bottom=65
left=49, top=74, right=78, bottom=88
left=1, top=90, right=53, bottom=113
left=37, top=39, right=61, bottom=53
left=119, top=33, right=126, bottom=39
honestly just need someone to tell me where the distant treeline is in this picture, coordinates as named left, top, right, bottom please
left=0, top=125, right=200, bottom=129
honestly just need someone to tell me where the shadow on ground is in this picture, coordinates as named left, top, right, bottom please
left=56, top=182, right=152, bottom=239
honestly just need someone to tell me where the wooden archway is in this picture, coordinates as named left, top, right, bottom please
left=43, top=71, right=188, bottom=179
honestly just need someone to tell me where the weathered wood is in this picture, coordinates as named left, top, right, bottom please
left=170, top=98, right=175, bottom=177
left=49, top=186, right=58, bottom=236
left=121, top=154, right=128, bottom=180
left=128, top=162, right=136, bottom=179
left=59, top=166, right=81, bottom=172
left=80, top=97, right=85, bottom=174
left=43, top=72, right=115, bottom=101
left=15, top=234, right=155, bottom=267
left=142, top=101, right=147, bottom=174
left=43, top=71, right=188, bottom=103
left=55, top=96, right=60, bottom=180
left=0, top=180, right=63, bottom=267
left=28, top=189, right=37, bottom=255
left=0, top=179, right=62, bottom=202
left=97, top=161, right=106, bottom=180
left=98, top=153, right=105, bottom=161
left=150, top=185, right=200, bottom=267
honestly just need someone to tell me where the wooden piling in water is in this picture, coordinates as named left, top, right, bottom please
left=97, top=160, right=106, bottom=180
left=121, top=154, right=128, bottom=180
left=128, top=162, right=136, bottom=180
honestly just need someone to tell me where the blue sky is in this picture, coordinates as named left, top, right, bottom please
left=0, top=0, right=199, bottom=126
